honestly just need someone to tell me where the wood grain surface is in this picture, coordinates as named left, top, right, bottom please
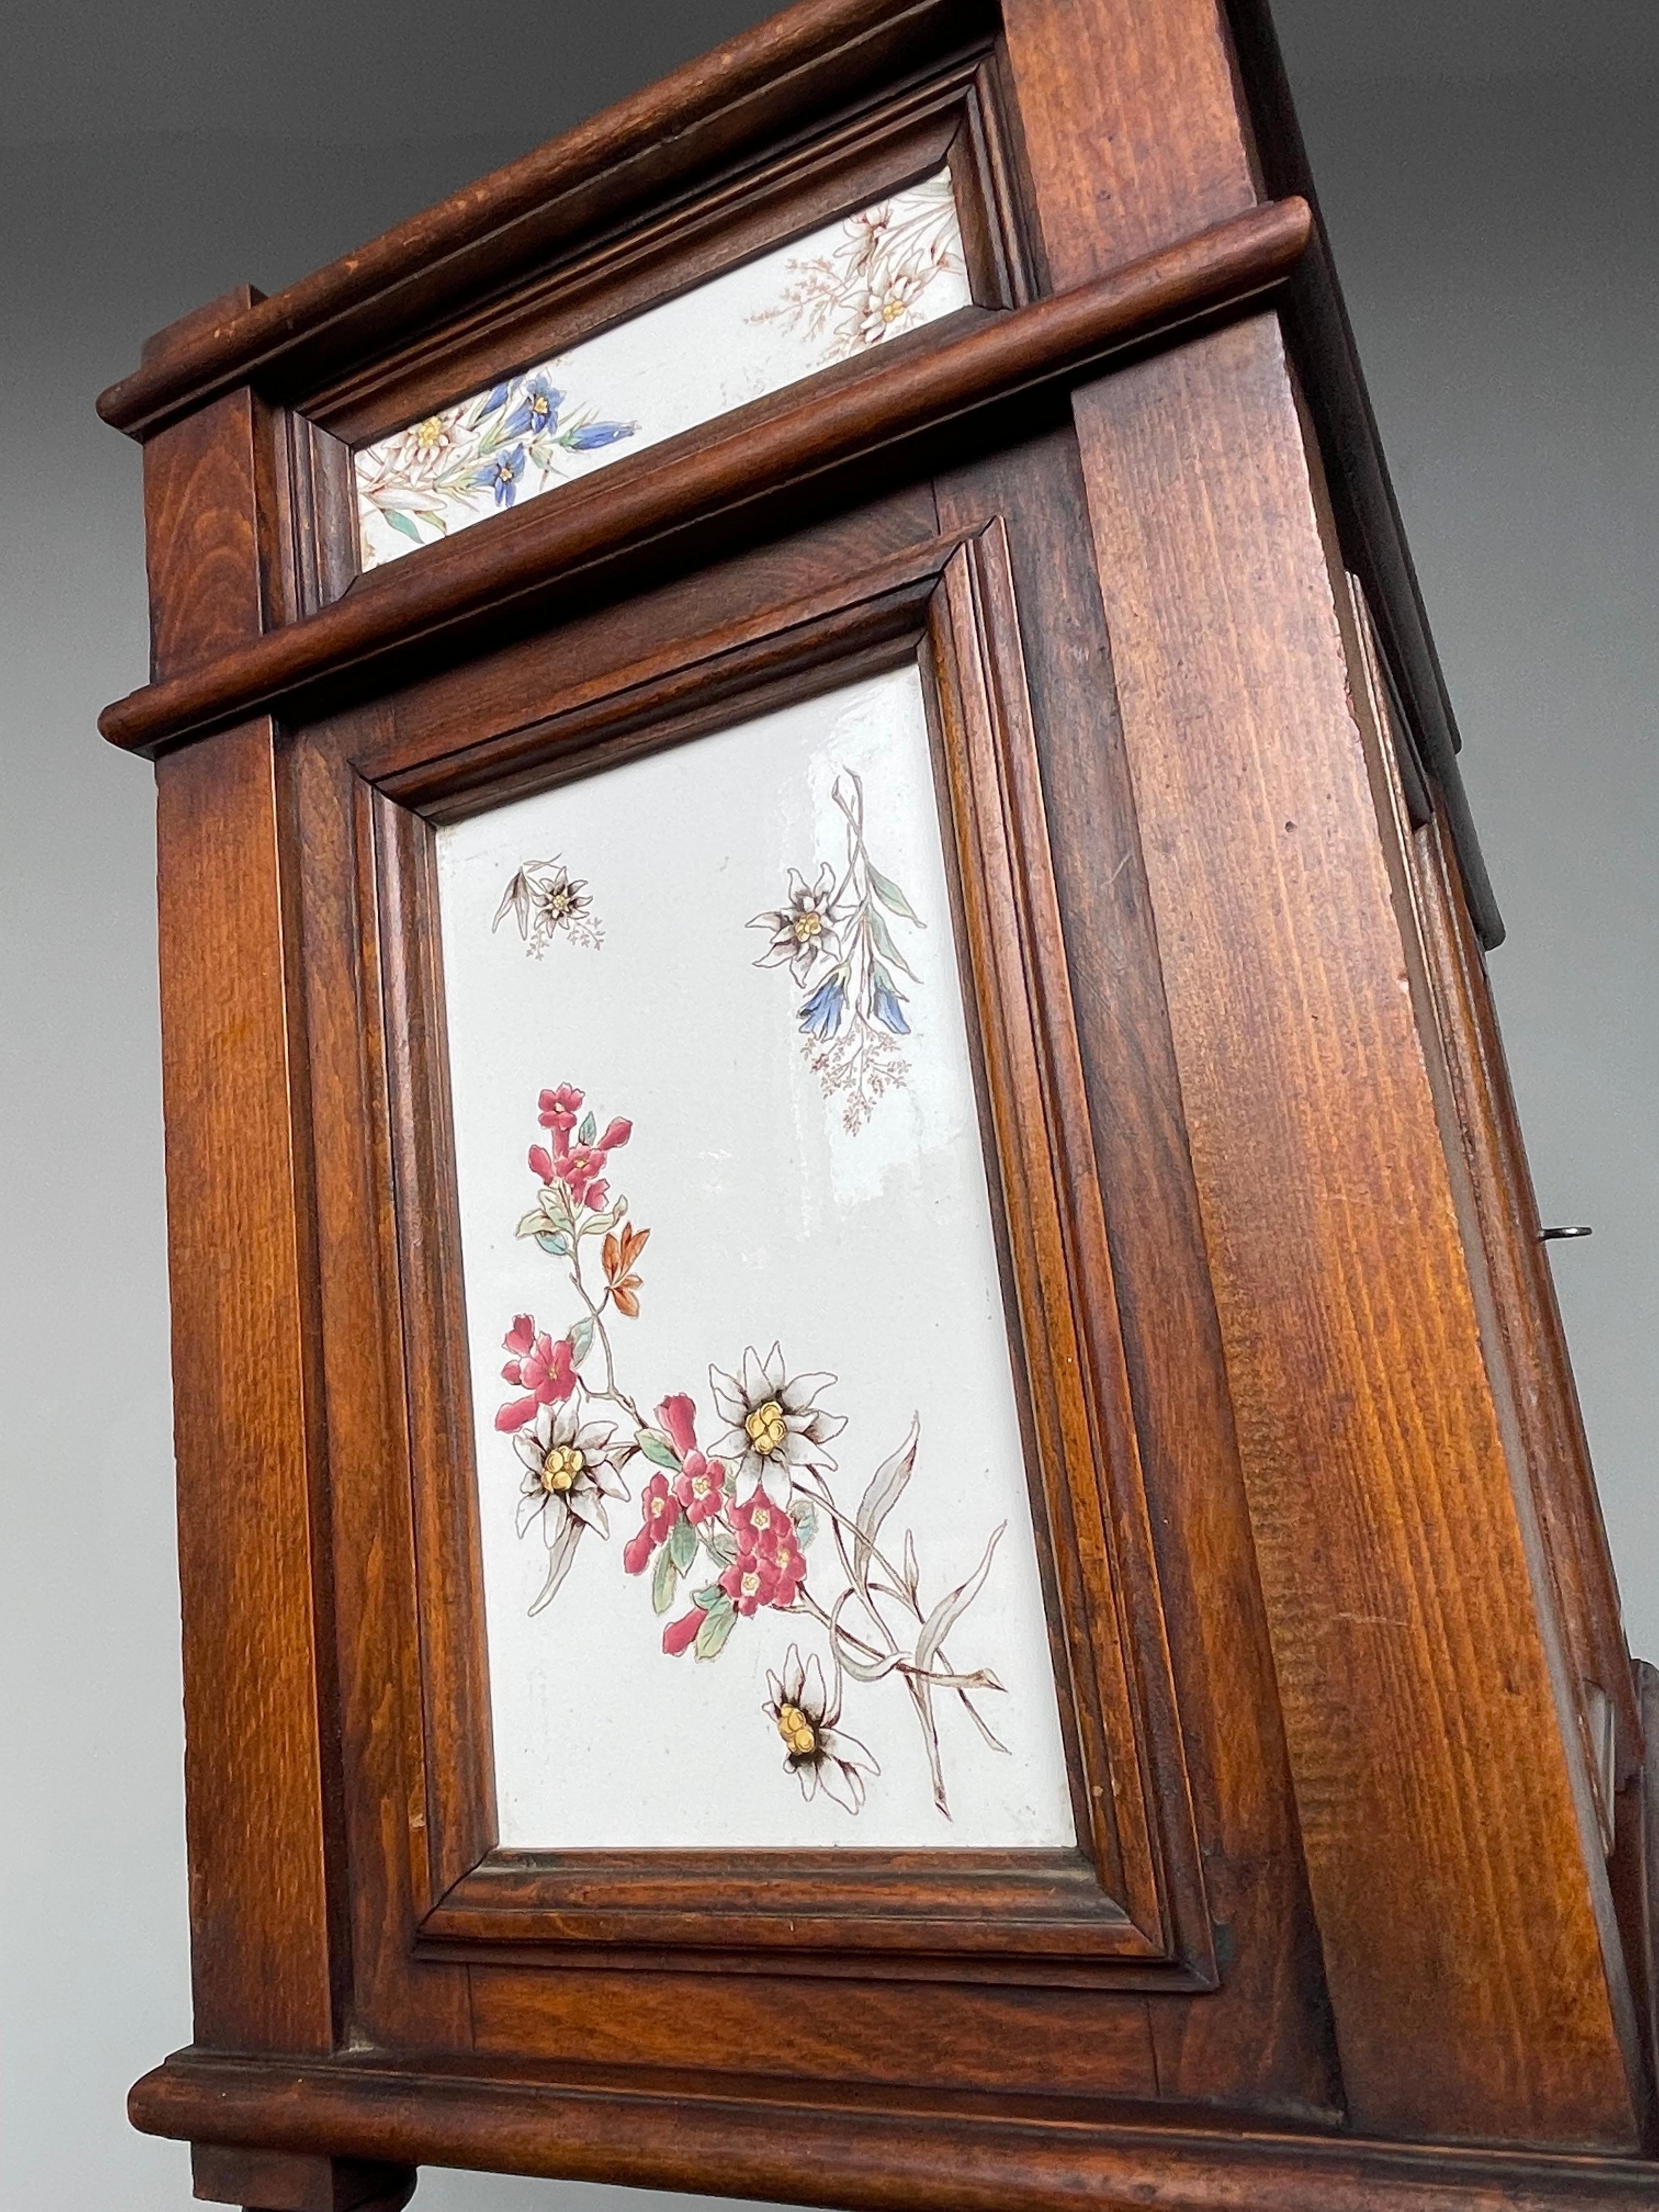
left=1071, top=309, right=1639, bottom=2143
left=109, top=0, right=1655, bottom=2193
left=99, top=0, right=996, bottom=437
left=138, top=2047, right=1659, bottom=2212
left=100, top=198, right=1310, bottom=758
left=156, top=721, right=339, bottom=2055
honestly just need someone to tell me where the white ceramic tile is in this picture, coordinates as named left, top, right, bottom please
left=435, top=664, right=1075, bottom=1849
left=356, top=170, right=970, bottom=571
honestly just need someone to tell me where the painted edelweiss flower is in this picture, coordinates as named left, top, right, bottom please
left=381, top=410, right=461, bottom=484
left=749, top=864, right=844, bottom=988
left=764, top=1644, right=878, bottom=1814
left=514, top=1400, right=631, bottom=1545
left=708, top=1342, right=846, bottom=1509
left=523, top=863, right=594, bottom=943
left=853, top=264, right=932, bottom=347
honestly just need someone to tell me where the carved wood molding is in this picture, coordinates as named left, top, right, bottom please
left=99, top=198, right=1310, bottom=760
left=140, top=2050, right=1659, bottom=2212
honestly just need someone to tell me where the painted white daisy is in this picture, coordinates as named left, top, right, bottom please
left=708, top=1342, right=845, bottom=1509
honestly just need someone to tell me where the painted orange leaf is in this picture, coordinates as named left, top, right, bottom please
left=604, top=1220, right=649, bottom=1317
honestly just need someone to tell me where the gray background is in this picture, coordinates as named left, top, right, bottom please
left=1, top=4, right=1652, bottom=2208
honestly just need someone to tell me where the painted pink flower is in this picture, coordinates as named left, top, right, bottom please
left=729, top=1493, right=791, bottom=1550
left=597, top=1118, right=632, bottom=1153
left=623, top=1472, right=680, bottom=1575
left=749, top=1520, right=808, bottom=1609
left=657, top=1393, right=698, bottom=1459
left=557, top=1143, right=609, bottom=1207
left=720, top=1551, right=780, bottom=1618
left=662, top=1606, right=706, bottom=1656
left=724, top=1493, right=807, bottom=1609
left=495, top=1318, right=576, bottom=1431
left=538, top=1084, right=583, bottom=1137
left=653, top=1394, right=727, bottom=1526
left=674, top=1452, right=727, bottom=1527
left=528, top=1143, right=557, bottom=1182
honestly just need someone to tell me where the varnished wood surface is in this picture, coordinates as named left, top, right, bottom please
left=108, top=0, right=1654, bottom=2194
left=142, top=390, right=279, bottom=679
left=191, top=2142, right=416, bottom=2212
left=1002, top=0, right=1258, bottom=272
left=100, top=198, right=1310, bottom=758
left=98, top=0, right=995, bottom=437
left=1071, top=309, right=1639, bottom=2144
left=1346, top=575, right=1640, bottom=1835
left=137, top=2049, right=1659, bottom=2212
left=156, top=723, right=339, bottom=2056
left=935, top=428, right=1336, bottom=2116
left=308, top=52, right=1029, bottom=457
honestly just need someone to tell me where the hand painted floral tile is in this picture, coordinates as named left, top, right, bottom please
left=435, top=665, right=1075, bottom=1849
left=356, top=171, right=970, bottom=572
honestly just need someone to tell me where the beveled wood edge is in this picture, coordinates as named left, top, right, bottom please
left=132, top=2049, right=1659, bottom=2211
left=99, top=0, right=990, bottom=437
left=357, top=533, right=1209, bottom=1983
left=98, top=196, right=1311, bottom=760
left=928, top=524, right=1204, bottom=1960
left=311, top=50, right=1025, bottom=453
left=421, top=1842, right=1172, bottom=1980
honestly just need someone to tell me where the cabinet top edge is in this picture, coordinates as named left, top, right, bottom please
left=96, top=0, right=988, bottom=439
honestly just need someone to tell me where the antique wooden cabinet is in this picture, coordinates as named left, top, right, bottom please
left=98, top=2, right=1659, bottom=2208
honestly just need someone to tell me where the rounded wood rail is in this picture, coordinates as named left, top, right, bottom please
left=99, top=196, right=1311, bottom=759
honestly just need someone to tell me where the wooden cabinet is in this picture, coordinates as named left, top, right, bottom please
left=98, top=2, right=1658, bottom=2207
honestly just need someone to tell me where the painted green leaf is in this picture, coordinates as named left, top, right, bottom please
left=578, top=1195, right=625, bottom=1240
left=668, top=1516, right=699, bottom=1574
left=534, top=1231, right=572, bottom=1257
left=567, top=1316, right=595, bottom=1365
left=867, top=863, right=923, bottom=928
left=635, top=1427, right=681, bottom=1470
left=702, top=1525, right=738, bottom=1567
left=577, top=1109, right=597, bottom=1147
left=695, top=1600, right=738, bottom=1662
left=515, top=1210, right=549, bottom=1239
left=692, top=1583, right=724, bottom=1610
left=789, top=1498, right=820, bottom=1550
left=867, top=905, right=919, bottom=980
left=383, top=509, right=424, bottom=544
left=651, top=1541, right=679, bottom=1616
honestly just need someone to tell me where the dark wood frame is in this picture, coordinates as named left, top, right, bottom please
left=100, top=1, right=1658, bottom=2206
left=291, top=43, right=1036, bottom=613
left=328, top=523, right=1210, bottom=1985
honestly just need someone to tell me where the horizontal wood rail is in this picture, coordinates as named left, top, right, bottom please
left=100, top=196, right=1311, bottom=758
left=132, top=2047, right=1659, bottom=2212
left=97, top=0, right=989, bottom=439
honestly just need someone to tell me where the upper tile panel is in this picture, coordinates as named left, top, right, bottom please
left=353, top=170, right=970, bottom=573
